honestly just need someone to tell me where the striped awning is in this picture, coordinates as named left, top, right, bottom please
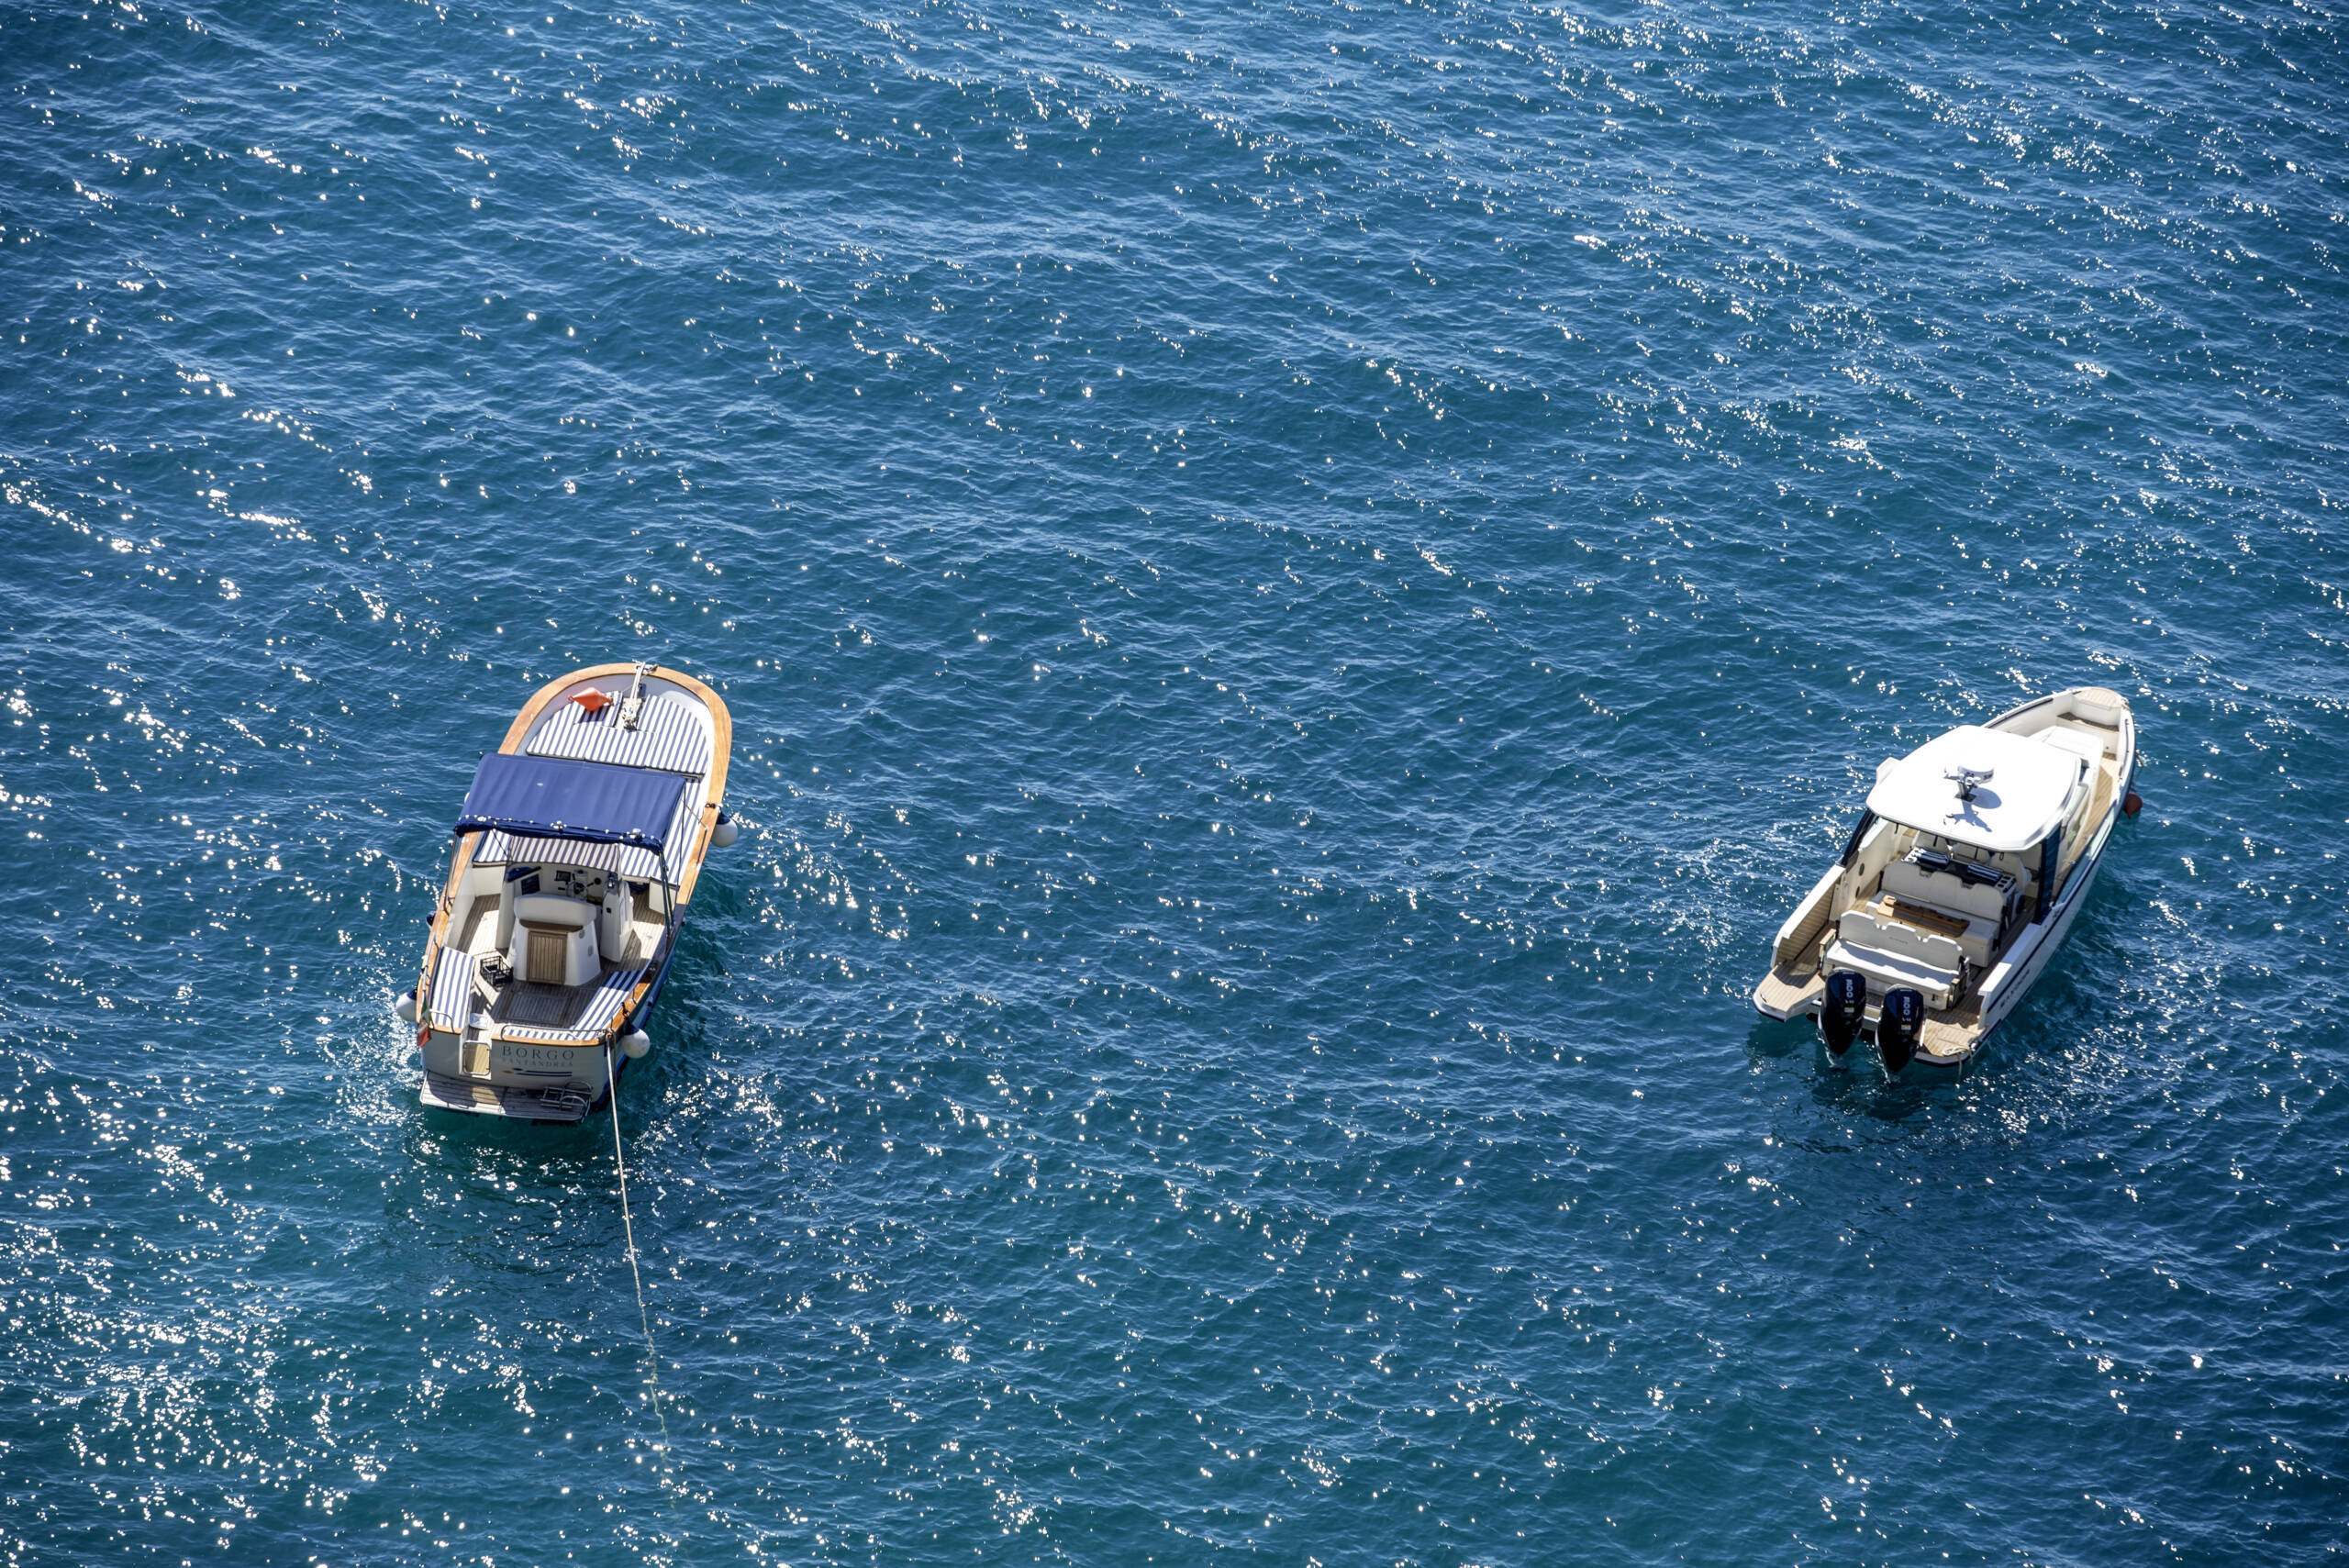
left=474, top=830, right=665, bottom=882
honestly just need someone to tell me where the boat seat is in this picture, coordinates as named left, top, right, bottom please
left=507, top=894, right=600, bottom=987
left=1877, top=861, right=2006, bottom=954
left=2037, top=726, right=2105, bottom=769
left=2038, top=727, right=2102, bottom=803
left=2065, top=688, right=2128, bottom=727
left=1865, top=891, right=1999, bottom=967
left=1824, top=910, right=1965, bottom=1011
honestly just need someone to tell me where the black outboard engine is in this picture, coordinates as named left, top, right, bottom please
left=1878, top=987, right=1925, bottom=1073
left=1820, top=971, right=1868, bottom=1062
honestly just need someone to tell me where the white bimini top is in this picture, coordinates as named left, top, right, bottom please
left=1865, top=725, right=2080, bottom=854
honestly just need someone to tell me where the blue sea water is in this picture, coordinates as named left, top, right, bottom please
left=3, top=0, right=2346, bottom=1559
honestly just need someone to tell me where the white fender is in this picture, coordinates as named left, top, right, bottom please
left=710, top=812, right=739, bottom=849
left=395, top=989, right=418, bottom=1024
left=620, top=1029, right=651, bottom=1060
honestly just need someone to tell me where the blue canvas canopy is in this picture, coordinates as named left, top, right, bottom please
left=453, top=751, right=691, bottom=851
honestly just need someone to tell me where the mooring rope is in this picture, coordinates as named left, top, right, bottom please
left=607, top=1041, right=673, bottom=1468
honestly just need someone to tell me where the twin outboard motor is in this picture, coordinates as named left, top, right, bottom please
left=1820, top=971, right=1868, bottom=1061
left=1878, top=987, right=1925, bottom=1073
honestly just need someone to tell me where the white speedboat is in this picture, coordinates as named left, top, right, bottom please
left=397, top=662, right=737, bottom=1122
left=1753, top=686, right=2139, bottom=1071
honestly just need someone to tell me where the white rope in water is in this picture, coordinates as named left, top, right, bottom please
left=607, top=1042, right=673, bottom=1466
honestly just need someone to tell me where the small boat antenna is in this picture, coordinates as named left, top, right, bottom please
left=1944, top=765, right=1994, bottom=804
left=617, top=661, right=654, bottom=731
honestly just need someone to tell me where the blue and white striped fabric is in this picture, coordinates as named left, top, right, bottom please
left=474, top=830, right=665, bottom=882
left=528, top=691, right=712, bottom=776
left=499, top=966, right=647, bottom=1043
left=477, top=690, right=716, bottom=884
left=427, top=946, right=478, bottom=1032
left=657, top=788, right=704, bottom=884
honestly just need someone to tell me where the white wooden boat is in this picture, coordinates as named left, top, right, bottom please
left=1753, top=686, right=2138, bottom=1071
left=397, top=662, right=736, bottom=1122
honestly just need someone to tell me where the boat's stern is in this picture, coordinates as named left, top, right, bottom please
left=418, top=1069, right=597, bottom=1125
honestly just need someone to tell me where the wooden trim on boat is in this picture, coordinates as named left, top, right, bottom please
left=610, top=929, right=670, bottom=1040
left=415, top=832, right=479, bottom=1044
left=1871, top=895, right=1970, bottom=940
left=676, top=805, right=719, bottom=905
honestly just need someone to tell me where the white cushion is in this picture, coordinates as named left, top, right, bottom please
left=1837, top=909, right=1964, bottom=972
left=1824, top=936, right=1961, bottom=1012
left=1867, top=884, right=1999, bottom=965
left=2066, top=689, right=2127, bottom=727
left=514, top=893, right=595, bottom=929
left=2037, top=726, right=2103, bottom=776
left=1880, top=859, right=2007, bottom=926
left=1829, top=911, right=1965, bottom=1010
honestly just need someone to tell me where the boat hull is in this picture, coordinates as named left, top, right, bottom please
left=1753, top=686, right=2134, bottom=1069
left=408, top=663, right=731, bottom=1122
left=1958, top=797, right=2118, bottom=1051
